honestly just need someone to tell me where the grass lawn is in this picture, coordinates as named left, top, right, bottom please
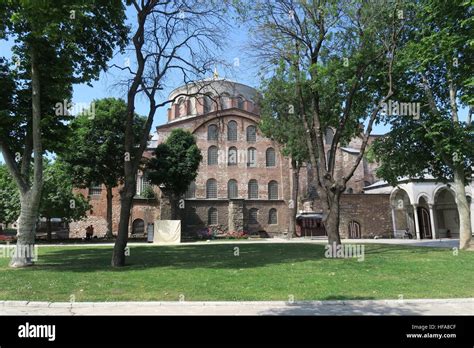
left=0, top=243, right=472, bottom=301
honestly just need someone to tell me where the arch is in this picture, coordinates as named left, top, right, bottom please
left=132, top=219, right=145, bottom=235
left=228, top=146, right=237, bottom=166
left=206, top=179, right=217, bottom=198
left=266, top=147, right=276, bottom=167
left=390, top=188, right=412, bottom=208
left=208, top=146, right=218, bottom=165
left=185, top=181, right=196, bottom=198
left=227, top=120, right=238, bottom=141
left=348, top=220, right=361, bottom=239
left=237, top=95, right=245, bottom=109
left=268, top=208, right=278, bottom=224
left=208, top=207, right=218, bottom=225
left=228, top=179, right=238, bottom=199
left=268, top=180, right=278, bottom=200
left=203, top=94, right=213, bottom=114
left=248, top=179, right=258, bottom=199
left=249, top=208, right=259, bottom=224
left=220, top=92, right=231, bottom=110
left=177, top=97, right=186, bottom=117
left=346, top=188, right=354, bottom=194
left=416, top=192, right=431, bottom=205
left=207, top=124, right=218, bottom=141
left=246, top=125, right=257, bottom=142
left=247, top=147, right=257, bottom=167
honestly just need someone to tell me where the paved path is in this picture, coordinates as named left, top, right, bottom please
left=0, top=238, right=461, bottom=249
left=0, top=299, right=472, bottom=316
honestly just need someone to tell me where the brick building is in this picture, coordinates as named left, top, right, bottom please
left=70, top=77, right=394, bottom=239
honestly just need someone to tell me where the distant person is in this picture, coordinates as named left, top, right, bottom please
left=85, top=225, right=94, bottom=240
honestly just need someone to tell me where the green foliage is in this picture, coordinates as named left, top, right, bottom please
left=140, top=185, right=156, bottom=200
left=0, top=164, right=20, bottom=224
left=60, top=98, right=145, bottom=190
left=146, top=129, right=202, bottom=197
left=40, top=160, right=90, bottom=222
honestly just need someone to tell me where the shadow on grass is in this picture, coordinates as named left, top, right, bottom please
left=22, top=242, right=452, bottom=273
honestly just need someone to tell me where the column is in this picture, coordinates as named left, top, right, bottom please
left=428, top=204, right=437, bottom=239
left=412, top=204, right=421, bottom=239
left=391, top=207, right=397, bottom=237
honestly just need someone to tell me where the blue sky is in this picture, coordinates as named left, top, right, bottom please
left=0, top=4, right=469, bottom=163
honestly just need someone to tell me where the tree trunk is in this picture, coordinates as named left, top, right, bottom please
left=288, top=160, right=300, bottom=239
left=46, top=217, right=52, bottom=243
left=453, top=166, right=472, bottom=250
left=105, top=186, right=114, bottom=239
left=111, top=178, right=134, bottom=267
left=10, top=47, right=43, bottom=268
left=10, top=192, right=40, bottom=267
left=324, top=191, right=342, bottom=246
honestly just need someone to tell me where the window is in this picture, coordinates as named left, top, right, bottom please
left=237, top=96, right=245, bottom=109
left=185, top=181, right=196, bottom=198
left=249, top=208, right=259, bottom=224
left=132, top=219, right=145, bottom=235
left=227, top=121, right=237, bottom=141
left=177, top=97, right=186, bottom=117
left=220, top=93, right=231, bottom=110
left=206, top=179, right=217, bottom=198
left=268, top=208, right=277, bottom=224
left=266, top=148, right=276, bottom=167
left=208, top=124, right=218, bottom=141
left=348, top=220, right=361, bottom=239
left=208, top=146, right=218, bottom=165
left=247, top=147, right=257, bottom=167
left=268, top=181, right=278, bottom=200
left=325, top=128, right=334, bottom=145
left=248, top=179, right=258, bottom=199
left=204, top=95, right=213, bottom=114
left=364, top=181, right=371, bottom=187
left=346, top=188, right=354, bottom=194
left=137, top=173, right=151, bottom=196
left=208, top=207, right=218, bottom=225
left=89, top=183, right=102, bottom=196
left=228, top=147, right=237, bottom=166
left=228, top=179, right=238, bottom=199
left=246, top=125, right=256, bottom=142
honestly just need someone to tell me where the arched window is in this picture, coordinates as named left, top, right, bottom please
left=208, top=146, right=218, bottom=165
left=325, top=128, right=334, bottom=145
left=348, top=220, right=361, bottom=239
left=220, top=93, right=231, bottom=110
left=346, top=188, right=353, bottom=194
left=248, top=179, right=258, bottom=199
left=206, top=179, right=217, bottom=198
left=208, top=207, right=218, bottom=225
left=227, top=120, right=237, bottom=141
left=185, top=181, right=196, bottom=198
left=208, top=124, right=218, bottom=141
left=228, top=179, right=238, bottom=199
left=268, top=181, right=278, bottom=200
left=89, top=182, right=102, bottom=196
left=228, top=147, right=237, bottom=166
left=268, top=208, right=277, bottom=224
left=177, top=97, right=186, bottom=117
left=249, top=208, right=259, bottom=224
left=266, top=148, right=276, bottom=167
left=132, top=219, right=145, bottom=235
left=364, top=181, right=371, bottom=187
left=247, top=147, right=257, bottom=167
left=204, top=95, right=213, bottom=114
left=246, top=125, right=256, bottom=142
left=237, top=96, right=245, bottom=109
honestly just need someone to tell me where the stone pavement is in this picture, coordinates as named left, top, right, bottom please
left=0, top=298, right=472, bottom=315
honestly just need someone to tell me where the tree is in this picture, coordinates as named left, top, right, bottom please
left=146, top=129, right=202, bottom=220
left=372, top=0, right=474, bottom=249
left=246, top=0, right=404, bottom=245
left=259, top=63, right=310, bottom=238
left=0, top=1, right=128, bottom=267
left=60, top=98, right=145, bottom=239
left=0, top=164, right=21, bottom=228
left=40, top=160, right=90, bottom=242
left=112, top=0, right=228, bottom=267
